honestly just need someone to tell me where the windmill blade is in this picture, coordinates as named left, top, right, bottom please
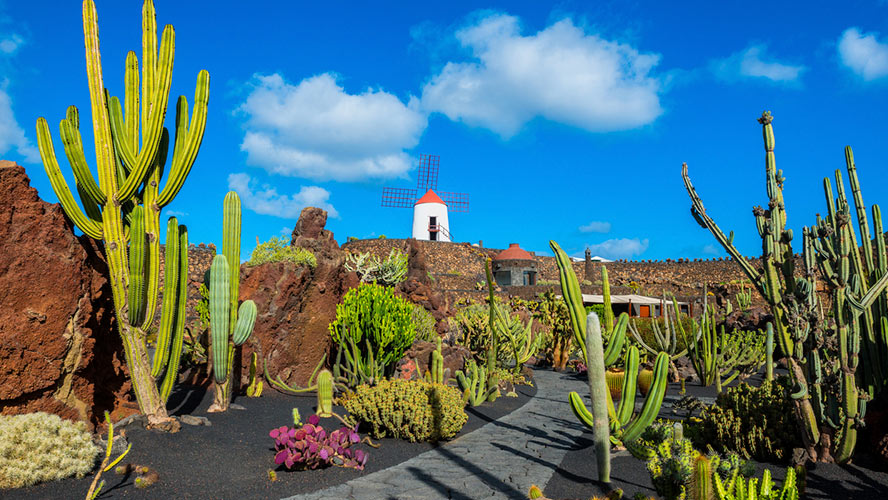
left=416, top=154, right=440, bottom=191
left=381, top=187, right=417, bottom=208
left=439, top=191, right=469, bottom=213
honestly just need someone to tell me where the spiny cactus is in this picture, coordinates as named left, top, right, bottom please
left=553, top=240, right=669, bottom=448
left=316, top=369, right=333, bottom=418
left=456, top=360, right=499, bottom=406
left=682, top=111, right=888, bottom=462
left=421, top=338, right=449, bottom=385
left=714, top=467, right=799, bottom=500
left=765, top=322, right=774, bottom=382
left=580, top=312, right=611, bottom=483
left=246, top=351, right=263, bottom=397
left=735, top=286, right=752, bottom=311
left=690, top=456, right=713, bottom=500
left=34, top=0, right=207, bottom=425
left=208, top=192, right=257, bottom=412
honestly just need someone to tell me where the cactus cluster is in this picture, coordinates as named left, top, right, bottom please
left=647, top=436, right=753, bottom=500
left=676, top=298, right=765, bottom=393
left=691, top=377, right=799, bottom=462
left=35, top=0, right=208, bottom=425
left=456, top=360, right=499, bottom=406
left=551, top=241, right=669, bottom=452
left=340, top=379, right=467, bottom=442
left=628, top=292, right=689, bottom=382
left=208, top=192, right=257, bottom=412
left=344, top=248, right=408, bottom=285
left=683, top=111, right=888, bottom=462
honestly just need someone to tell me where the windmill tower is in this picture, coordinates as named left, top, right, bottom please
left=381, top=154, right=469, bottom=242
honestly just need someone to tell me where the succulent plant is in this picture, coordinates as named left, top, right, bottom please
left=269, top=414, right=368, bottom=471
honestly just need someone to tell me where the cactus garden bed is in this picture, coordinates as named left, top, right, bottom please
left=5, top=381, right=536, bottom=500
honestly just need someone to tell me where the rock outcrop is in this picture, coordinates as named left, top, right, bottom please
left=0, top=161, right=129, bottom=428
left=239, top=208, right=358, bottom=389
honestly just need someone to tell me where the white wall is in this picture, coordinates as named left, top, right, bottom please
left=412, top=202, right=450, bottom=242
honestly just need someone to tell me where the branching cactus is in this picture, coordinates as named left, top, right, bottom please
left=682, top=111, right=888, bottom=463
left=456, top=360, right=498, bottom=406
left=676, top=302, right=765, bottom=393
left=35, top=0, right=208, bottom=426
left=552, top=241, right=669, bottom=447
left=629, top=292, right=688, bottom=382
left=208, top=192, right=257, bottom=412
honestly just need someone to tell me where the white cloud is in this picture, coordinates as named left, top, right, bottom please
left=0, top=34, right=23, bottom=54
left=838, top=28, right=888, bottom=81
left=237, top=73, right=427, bottom=182
left=702, top=244, right=722, bottom=256
left=579, top=221, right=611, bottom=233
left=279, top=226, right=292, bottom=236
left=227, top=173, right=339, bottom=219
left=0, top=80, right=39, bottom=163
left=585, top=238, right=649, bottom=259
left=711, top=45, right=806, bottom=83
left=420, top=13, right=663, bottom=137
left=165, top=210, right=189, bottom=217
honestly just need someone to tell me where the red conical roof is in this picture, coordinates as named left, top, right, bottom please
left=415, top=189, right=447, bottom=206
left=494, top=243, right=533, bottom=260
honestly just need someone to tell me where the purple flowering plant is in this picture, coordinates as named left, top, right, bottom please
left=269, top=414, right=369, bottom=471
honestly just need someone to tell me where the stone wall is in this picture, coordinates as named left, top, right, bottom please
left=342, top=238, right=775, bottom=308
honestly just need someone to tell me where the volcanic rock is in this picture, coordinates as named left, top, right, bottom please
left=0, top=161, right=129, bottom=429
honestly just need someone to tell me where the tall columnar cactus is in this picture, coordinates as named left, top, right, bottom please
left=765, top=322, right=774, bottom=382
left=34, top=0, right=208, bottom=426
left=682, top=111, right=888, bottom=463
left=209, top=192, right=257, bottom=412
left=580, top=312, right=611, bottom=483
left=553, top=241, right=669, bottom=447
left=690, top=456, right=713, bottom=500
left=483, top=259, right=501, bottom=402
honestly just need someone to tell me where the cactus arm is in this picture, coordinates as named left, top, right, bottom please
left=123, top=51, right=139, bottom=152
left=127, top=207, right=148, bottom=327
left=59, top=106, right=106, bottom=206
left=157, top=70, right=210, bottom=207
left=223, top=192, right=242, bottom=334
left=601, top=266, right=615, bottom=334
left=550, top=240, right=588, bottom=360
left=35, top=118, right=104, bottom=239
left=158, top=224, right=187, bottom=402
left=621, top=351, right=669, bottom=443
left=682, top=162, right=765, bottom=294
left=137, top=129, right=168, bottom=331
left=615, top=346, right=640, bottom=425
left=602, top=313, right=628, bottom=366
left=232, top=300, right=257, bottom=345
left=210, top=255, right=231, bottom=383
left=151, top=216, right=180, bottom=377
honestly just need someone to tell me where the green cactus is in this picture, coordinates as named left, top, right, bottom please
left=456, top=360, right=499, bottom=406
left=735, top=286, right=752, bottom=311
left=580, top=312, right=611, bottom=483
left=690, top=456, right=713, bottom=500
left=34, top=0, right=207, bottom=425
left=553, top=240, right=669, bottom=448
left=714, top=467, right=799, bottom=500
left=208, top=192, right=257, bottom=412
left=682, top=111, right=888, bottom=462
left=629, top=292, right=689, bottom=381
left=423, top=338, right=447, bottom=384
left=765, top=322, right=774, bottom=382
left=316, top=369, right=333, bottom=418
left=483, top=259, right=501, bottom=401
left=676, top=300, right=765, bottom=393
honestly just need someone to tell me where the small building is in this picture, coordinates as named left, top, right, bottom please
left=412, top=189, right=451, bottom=242
left=492, top=243, right=537, bottom=287
left=578, top=293, right=690, bottom=318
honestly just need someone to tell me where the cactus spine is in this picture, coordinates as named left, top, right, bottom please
left=682, top=111, right=888, bottom=462
left=209, top=192, right=257, bottom=412
left=34, top=0, right=208, bottom=425
left=553, top=241, right=668, bottom=447
left=316, top=369, right=333, bottom=418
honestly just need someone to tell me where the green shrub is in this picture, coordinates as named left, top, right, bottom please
left=689, top=377, right=799, bottom=462
left=345, top=248, right=408, bottom=286
left=341, top=379, right=467, bottom=442
left=412, top=304, right=438, bottom=343
left=247, top=236, right=317, bottom=268
left=0, top=412, right=99, bottom=489
left=329, top=283, right=416, bottom=377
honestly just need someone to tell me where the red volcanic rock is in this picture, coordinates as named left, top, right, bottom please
left=0, top=161, right=129, bottom=429
left=239, top=208, right=358, bottom=389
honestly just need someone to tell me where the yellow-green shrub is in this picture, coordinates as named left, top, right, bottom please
left=341, top=379, right=467, bottom=442
left=0, top=412, right=99, bottom=489
left=247, top=236, right=317, bottom=268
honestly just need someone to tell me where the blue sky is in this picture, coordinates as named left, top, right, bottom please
left=2, top=1, right=888, bottom=261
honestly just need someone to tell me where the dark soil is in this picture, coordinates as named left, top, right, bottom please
left=7, top=380, right=536, bottom=500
